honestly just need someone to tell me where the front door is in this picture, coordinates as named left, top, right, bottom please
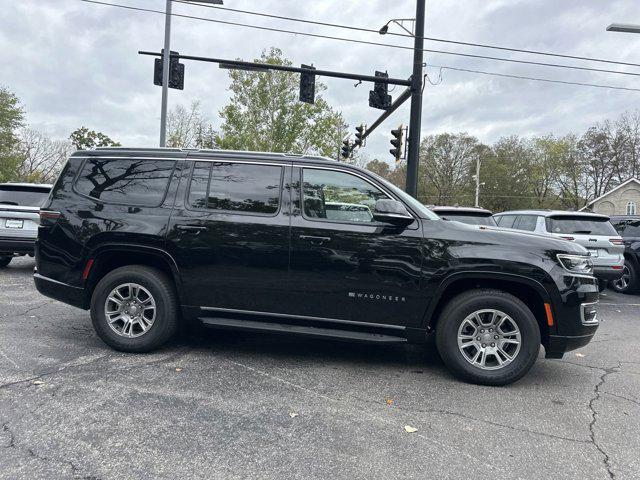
left=167, top=158, right=291, bottom=314
left=287, top=166, right=424, bottom=326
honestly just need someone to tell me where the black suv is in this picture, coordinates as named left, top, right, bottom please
left=609, top=215, right=640, bottom=294
left=35, top=148, right=600, bottom=385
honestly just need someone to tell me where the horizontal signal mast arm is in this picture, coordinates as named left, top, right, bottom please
left=138, top=51, right=412, bottom=86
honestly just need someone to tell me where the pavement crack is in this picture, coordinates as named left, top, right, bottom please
left=18, top=300, right=53, bottom=318
left=588, top=362, right=621, bottom=480
left=0, top=354, right=112, bottom=390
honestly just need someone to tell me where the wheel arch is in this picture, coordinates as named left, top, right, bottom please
left=424, top=272, right=554, bottom=343
left=83, top=243, right=183, bottom=307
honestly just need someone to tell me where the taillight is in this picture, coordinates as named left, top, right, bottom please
left=609, top=238, right=624, bottom=245
left=560, top=236, right=575, bottom=241
left=39, top=210, right=61, bottom=221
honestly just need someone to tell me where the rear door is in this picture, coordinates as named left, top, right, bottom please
left=167, top=157, right=291, bottom=314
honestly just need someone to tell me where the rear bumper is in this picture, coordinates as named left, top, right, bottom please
left=593, top=266, right=624, bottom=281
left=0, top=236, right=36, bottom=255
left=33, top=273, right=87, bottom=309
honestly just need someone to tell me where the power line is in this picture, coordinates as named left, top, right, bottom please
left=178, top=0, right=640, bottom=70
left=79, top=0, right=640, bottom=88
left=427, top=64, right=640, bottom=92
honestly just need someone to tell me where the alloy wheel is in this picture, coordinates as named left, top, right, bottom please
left=457, top=309, right=522, bottom=370
left=612, top=265, right=631, bottom=292
left=104, top=283, right=156, bottom=338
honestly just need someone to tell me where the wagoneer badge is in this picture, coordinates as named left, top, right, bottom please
left=349, top=292, right=406, bottom=302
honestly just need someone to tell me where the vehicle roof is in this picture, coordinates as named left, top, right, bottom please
left=495, top=209, right=610, bottom=220
left=431, top=206, right=493, bottom=215
left=72, top=147, right=333, bottom=164
left=0, top=182, right=52, bottom=190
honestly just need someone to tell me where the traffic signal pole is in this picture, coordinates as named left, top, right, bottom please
left=406, top=0, right=426, bottom=198
left=159, top=0, right=172, bottom=147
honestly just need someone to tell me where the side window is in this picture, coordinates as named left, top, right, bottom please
left=623, top=220, right=640, bottom=237
left=75, top=158, right=175, bottom=206
left=187, top=161, right=282, bottom=215
left=515, top=215, right=537, bottom=231
left=302, top=169, right=389, bottom=223
left=496, top=215, right=516, bottom=228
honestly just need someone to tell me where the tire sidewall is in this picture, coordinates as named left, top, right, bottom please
left=437, top=292, right=540, bottom=386
left=90, top=268, right=176, bottom=352
left=612, top=262, right=637, bottom=294
left=0, top=256, right=12, bottom=268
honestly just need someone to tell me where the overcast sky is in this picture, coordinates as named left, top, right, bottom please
left=2, top=0, right=640, bottom=162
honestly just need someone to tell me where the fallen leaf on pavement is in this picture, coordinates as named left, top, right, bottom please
left=32, top=380, right=44, bottom=385
left=404, top=425, right=417, bottom=433
left=386, top=398, right=393, bottom=406
left=175, top=368, right=183, bottom=372
left=575, top=353, right=585, bottom=358
left=289, top=412, right=298, bottom=418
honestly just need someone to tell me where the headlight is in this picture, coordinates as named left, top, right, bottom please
left=557, top=254, right=594, bottom=275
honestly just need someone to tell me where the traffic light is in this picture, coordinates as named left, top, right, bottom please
left=354, top=124, right=366, bottom=147
left=390, top=125, right=404, bottom=162
left=341, top=139, right=351, bottom=159
left=154, top=50, right=185, bottom=90
left=369, top=71, right=392, bottom=110
left=300, top=64, right=316, bottom=104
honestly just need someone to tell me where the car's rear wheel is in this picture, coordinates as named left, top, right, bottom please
left=0, top=256, right=12, bottom=268
left=90, top=265, right=178, bottom=352
left=436, top=289, right=541, bottom=386
left=611, top=262, right=639, bottom=294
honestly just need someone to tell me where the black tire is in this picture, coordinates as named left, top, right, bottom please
left=598, top=281, right=607, bottom=293
left=90, top=265, right=178, bottom=352
left=611, top=261, right=639, bottom=294
left=435, top=289, right=541, bottom=386
left=0, top=256, right=11, bottom=268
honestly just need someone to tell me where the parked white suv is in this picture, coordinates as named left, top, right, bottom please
left=494, top=210, right=624, bottom=289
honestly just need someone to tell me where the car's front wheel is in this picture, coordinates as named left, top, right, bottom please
left=436, top=289, right=541, bottom=386
left=0, top=256, right=12, bottom=268
left=611, top=262, right=639, bottom=294
left=90, top=265, right=178, bottom=352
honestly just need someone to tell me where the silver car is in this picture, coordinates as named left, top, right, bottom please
left=0, top=183, right=51, bottom=268
left=494, top=210, right=624, bottom=288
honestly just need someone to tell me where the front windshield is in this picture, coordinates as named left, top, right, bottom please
left=367, top=171, right=440, bottom=220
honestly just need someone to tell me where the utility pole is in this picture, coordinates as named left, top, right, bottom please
left=475, top=156, right=481, bottom=207
left=405, top=0, right=426, bottom=198
left=159, top=0, right=172, bottom=147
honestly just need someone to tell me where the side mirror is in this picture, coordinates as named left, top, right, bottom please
left=373, top=199, right=414, bottom=228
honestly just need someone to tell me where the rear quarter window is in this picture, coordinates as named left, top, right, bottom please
left=74, top=158, right=175, bottom=207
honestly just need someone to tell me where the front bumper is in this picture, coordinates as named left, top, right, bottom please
left=0, top=236, right=36, bottom=255
left=545, top=268, right=600, bottom=358
left=34, top=272, right=87, bottom=309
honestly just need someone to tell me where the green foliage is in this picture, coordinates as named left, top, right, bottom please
left=69, top=127, right=120, bottom=150
left=0, top=87, right=25, bottom=182
left=214, top=48, right=346, bottom=157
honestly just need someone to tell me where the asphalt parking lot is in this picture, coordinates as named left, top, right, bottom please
left=0, top=257, right=639, bottom=480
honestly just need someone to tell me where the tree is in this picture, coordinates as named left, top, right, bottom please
left=365, top=159, right=391, bottom=179
left=17, top=129, right=72, bottom=183
left=69, top=127, right=120, bottom=150
left=166, top=101, right=216, bottom=149
left=214, top=48, right=346, bottom=157
left=0, top=87, right=25, bottom=182
left=418, top=132, right=482, bottom=205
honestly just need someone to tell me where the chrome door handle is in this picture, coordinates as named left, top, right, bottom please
left=177, top=225, right=208, bottom=233
left=299, top=235, right=331, bottom=243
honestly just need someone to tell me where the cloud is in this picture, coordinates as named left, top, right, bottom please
left=2, top=0, right=640, bottom=162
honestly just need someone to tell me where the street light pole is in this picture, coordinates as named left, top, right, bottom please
left=159, top=0, right=172, bottom=147
left=475, top=156, right=481, bottom=207
left=158, top=0, right=223, bottom=147
left=406, top=0, right=426, bottom=198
